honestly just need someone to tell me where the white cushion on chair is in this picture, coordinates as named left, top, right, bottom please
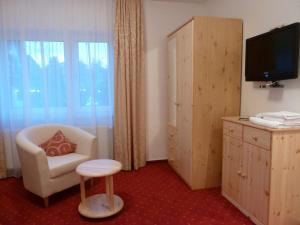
left=48, top=153, right=89, bottom=178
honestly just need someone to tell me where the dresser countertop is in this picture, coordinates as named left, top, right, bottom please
left=222, top=116, right=300, bottom=132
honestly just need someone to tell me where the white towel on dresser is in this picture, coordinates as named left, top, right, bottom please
left=249, top=117, right=282, bottom=128
left=256, top=111, right=300, bottom=120
left=250, top=111, right=300, bottom=128
left=258, top=116, right=300, bottom=125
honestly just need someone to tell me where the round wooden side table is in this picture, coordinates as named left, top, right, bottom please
left=76, top=159, right=124, bottom=218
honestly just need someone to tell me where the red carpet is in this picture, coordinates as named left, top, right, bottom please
left=0, top=161, right=253, bottom=225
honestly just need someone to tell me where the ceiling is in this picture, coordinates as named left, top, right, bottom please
left=151, top=0, right=207, bottom=3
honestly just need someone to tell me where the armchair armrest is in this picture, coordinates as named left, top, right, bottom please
left=63, top=127, right=97, bottom=159
left=16, top=135, right=45, bottom=155
left=16, top=133, right=50, bottom=197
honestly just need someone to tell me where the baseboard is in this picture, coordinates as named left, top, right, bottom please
left=146, top=159, right=168, bottom=163
left=147, top=159, right=168, bottom=163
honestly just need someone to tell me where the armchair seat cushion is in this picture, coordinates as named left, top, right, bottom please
left=48, top=153, right=89, bottom=178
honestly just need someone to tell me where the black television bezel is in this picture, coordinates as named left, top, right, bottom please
left=245, top=22, right=300, bottom=82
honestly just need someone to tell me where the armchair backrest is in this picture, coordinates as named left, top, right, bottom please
left=17, top=124, right=97, bottom=158
left=22, top=124, right=77, bottom=145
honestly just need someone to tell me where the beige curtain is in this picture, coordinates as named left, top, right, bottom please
left=0, top=132, right=7, bottom=178
left=114, top=0, right=146, bottom=170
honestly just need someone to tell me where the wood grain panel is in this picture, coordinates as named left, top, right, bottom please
left=240, top=142, right=250, bottom=211
left=222, top=135, right=242, bottom=203
left=167, top=17, right=243, bottom=190
left=222, top=118, right=300, bottom=225
left=245, top=143, right=270, bottom=225
left=192, top=17, right=243, bottom=189
left=269, top=132, right=300, bottom=225
left=167, top=125, right=177, bottom=170
left=244, top=127, right=271, bottom=150
left=223, top=121, right=243, bottom=139
left=167, top=36, right=177, bottom=127
left=175, top=20, right=193, bottom=186
left=222, top=135, right=230, bottom=196
left=223, top=116, right=300, bottom=132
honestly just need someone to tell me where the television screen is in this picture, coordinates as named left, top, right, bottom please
left=245, top=23, right=300, bottom=81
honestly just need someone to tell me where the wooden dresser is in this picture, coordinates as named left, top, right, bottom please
left=222, top=117, right=300, bottom=225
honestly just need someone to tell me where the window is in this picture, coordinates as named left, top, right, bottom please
left=78, top=42, right=109, bottom=107
left=7, top=40, right=111, bottom=111
left=8, top=41, right=66, bottom=108
left=7, top=41, right=22, bottom=108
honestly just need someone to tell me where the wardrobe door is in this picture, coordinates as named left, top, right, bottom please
left=167, top=35, right=177, bottom=169
left=176, top=21, right=194, bottom=186
left=192, top=17, right=243, bottom=189
left=246, top=143, right=270, bottom=225
left=222, top=135, right=243, bottom=203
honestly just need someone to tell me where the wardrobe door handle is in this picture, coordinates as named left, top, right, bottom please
left=252, top=136, right=258, bottom=142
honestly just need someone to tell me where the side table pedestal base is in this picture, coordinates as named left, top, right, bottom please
left=78, top=194, right=124, bottom=218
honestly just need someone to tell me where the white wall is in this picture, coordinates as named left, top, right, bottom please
left=85, top=127, right=113, bottom=159
left=202, top=0, right=300, bottom=117
left=144, top=0, right=204, bottom=160
left=144, top=0, right=300, bottom=160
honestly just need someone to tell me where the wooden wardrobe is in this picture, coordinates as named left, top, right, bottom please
left=167, top=16, right=243, bottom=190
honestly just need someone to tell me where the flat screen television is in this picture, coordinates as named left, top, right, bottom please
left=245, top=23, right=300, bottom=81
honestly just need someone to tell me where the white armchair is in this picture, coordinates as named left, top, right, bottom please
left=16, top=124, right=97, bottom=207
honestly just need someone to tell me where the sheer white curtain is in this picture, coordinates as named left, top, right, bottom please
left=0, top=0, right=114, bottom=176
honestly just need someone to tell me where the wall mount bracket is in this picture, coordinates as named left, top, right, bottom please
left=259, top=81, right=284, bottom=88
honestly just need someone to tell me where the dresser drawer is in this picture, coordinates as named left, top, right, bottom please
left=243, top=126, right=271, bottom=150
left=223, top=121, right=243, bottom=139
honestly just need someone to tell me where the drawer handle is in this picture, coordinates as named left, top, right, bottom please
left=237, top=170, right=242, bottom=176
left=174, top=102, right=180, bottom=106
left=229, top=128, right=234, bottom=133
left=265, top=190, right=270, bottom=196
left=241, top=173, right=247, bottom=178
left=251, top=136, right=258, bottom=142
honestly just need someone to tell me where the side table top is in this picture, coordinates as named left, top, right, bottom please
left=76, top=159, right=122, bottom=177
